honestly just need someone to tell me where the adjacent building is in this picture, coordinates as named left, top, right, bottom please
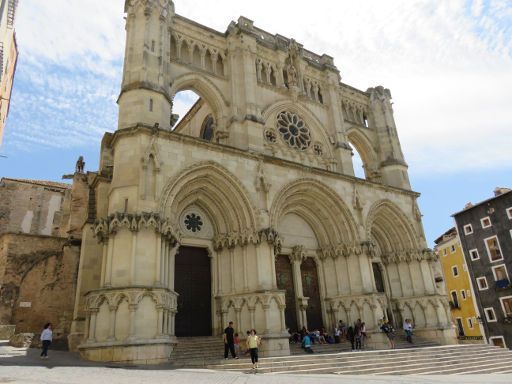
left=0, top=0, right=19, bottom=146
left=0, top=174, right=88, bottom=342
left=453, top=188, right=512, bottom=349
left=435, top=228, right=483, bottom=342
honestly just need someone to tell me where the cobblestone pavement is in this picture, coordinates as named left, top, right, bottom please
left=1, top=343, right=511, bottom=384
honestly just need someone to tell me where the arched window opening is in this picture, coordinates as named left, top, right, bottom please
left=201, top=115, right=215, bottom=141
left=172, top=89, right=215, bottom=141
left=363, top=114, right=369, bottom=128
left=349, top=143, right=366, bottom=179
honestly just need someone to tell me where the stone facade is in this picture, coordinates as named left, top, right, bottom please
left=68, top=0, right=455, bottom=364
left=0, top=175, right=89, bottom=344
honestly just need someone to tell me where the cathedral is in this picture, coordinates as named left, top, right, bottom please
left=66, top=0, right=455, bottom=364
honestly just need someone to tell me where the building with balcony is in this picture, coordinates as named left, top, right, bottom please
left=434, top=228, right=483, bottom=342
left=453, top=188, right=512, bottom=349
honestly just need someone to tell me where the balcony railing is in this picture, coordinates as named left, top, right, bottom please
left=496, top=279, right=511, bottom=290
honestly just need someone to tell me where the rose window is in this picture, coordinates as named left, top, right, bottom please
left=277, top=111, right=311, bottom=150
left=184, top=213, right=203, bottom=233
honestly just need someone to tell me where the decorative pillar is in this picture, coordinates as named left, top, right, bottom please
left=130, top=231, right=138, bottom=284
left=107, top=305, right=117, bottom=341
left=279, top=304, right=286, bottom=332
left=155, top=236, right=162, bottom=286
left=358, top=254, right=373, bottom=293
left=235, top=308, right=242, bottom=334
left=229, top=248, right=235, bottom=293
left=100, top=241, right=108, bottom=287
left=127, top=304, right=138, bottom=341
left=407, top=260, right=417, bottom=296
left=270, top=249, right=278, bottom=289
left=87, top=309, right=98, bottom=343
left=242, top=246, right=249, bottom=292
left=420, top=259, right=435, bottom=295
left=156, top=305, right=164, bottom=336
left=104, top=237, right=115, bottom=287
left=217, top=250, right=223, bottom=295
left=344, top=254, right=353, bottom=295
left=263, top=305, right=271, bottom=334
left=249, top=307, right=255, bottom=330
left=331, top=255, right=340, bottom=295
left=169, top=245, right=177, bottom=291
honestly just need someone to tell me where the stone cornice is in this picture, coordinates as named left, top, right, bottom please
left=105, top=126, right=420, bottom=199
left=381, top=248, right=438, bottom=264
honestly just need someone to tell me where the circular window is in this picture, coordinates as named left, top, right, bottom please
left=277, top=111, right=311, bottom=150
left=184, top=213, right=203, bottom=233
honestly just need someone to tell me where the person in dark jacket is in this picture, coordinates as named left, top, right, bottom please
left=347, top=325, right=355, bottom=351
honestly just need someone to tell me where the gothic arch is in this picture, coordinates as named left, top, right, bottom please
left=270, top=179, right=358, bottom=246
left=366, top=200, right=418, bottom=253
left=170, top=73, right=229, bottom=125
left=160, top=161, right=258, bottom=235
left=346, top=128, right=378, bottom=176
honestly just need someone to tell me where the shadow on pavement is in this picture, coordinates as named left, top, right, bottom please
left=0, top=343, right=179, bottom=371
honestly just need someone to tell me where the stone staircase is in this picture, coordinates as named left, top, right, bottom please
left=207, top=344, right=512, bottom=375
left=169, top=336, right=226, bottom=367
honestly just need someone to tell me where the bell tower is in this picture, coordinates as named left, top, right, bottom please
left=119, top=0, right=175, bottom=130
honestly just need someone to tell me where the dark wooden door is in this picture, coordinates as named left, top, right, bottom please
left=275, top=255, right=298, bottom=332
left=301, top=257, right=323, bottom=330
left=175, top=246, right=212, bottom=336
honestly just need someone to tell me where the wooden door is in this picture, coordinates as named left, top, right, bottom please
left=175, top=246, right=212, bottom=336
left=275, top=255, right=298, bottom=332
left=301, top=257, right=323, bottom=330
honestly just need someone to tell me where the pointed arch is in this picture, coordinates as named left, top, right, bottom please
left=170, top=73, right=229, bottom=126
left=159, top=161, right=257, bottom=235
left=271, top=178, right=358, bottom=246
left=346, top=127, right=378, bottom=178
left=366, top=199, right=419, bottom=253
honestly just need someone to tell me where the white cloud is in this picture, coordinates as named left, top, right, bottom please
left=6, top=0, right=512, bottom=174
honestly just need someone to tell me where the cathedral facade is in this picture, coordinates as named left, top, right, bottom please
left=69, top=0, right=455, bottom=364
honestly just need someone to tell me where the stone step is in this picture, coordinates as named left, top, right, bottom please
left=217, top=350, right=505, bottom=374
left=209, top=345, right=498, bottom=371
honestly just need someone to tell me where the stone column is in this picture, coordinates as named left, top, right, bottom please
left=332, top=255, right=340, bottom=295
left=242, top=246, right=249, bottom=292
left=407, top=260, right=417, bottom=296
left=157, top=306, right=164, bottom=336
left=130, top=231, right=138, bottom=284
left=263, top=305, right=271, bottom=335
left=279, top=304, right=286, bottom=332
left=155, top=235, right=162, bottom=286
left=169, top=245, right=177, bottom=291
left=235, top=308, right=242, bottom=334
left=104, top=237, right=115, bottom=287
left=359, top=254, right=373, bottom=293
left=107, top=305, right=117, bottom=341
left=229, top=248, right=235, bottom=293
left=87, top=309, right=98, bottom=343
left=127, top=304, right=138, bottom=341
left=249, top=307, right=256, bottom=330
left=420, top=259, right=435, bottom=295
left=100, top=241, right=108, bottom=287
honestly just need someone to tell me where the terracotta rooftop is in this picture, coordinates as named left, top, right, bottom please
left=1, top=177, right=71, bottom=190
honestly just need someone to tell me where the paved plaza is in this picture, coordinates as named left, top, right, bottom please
left=1, top=343, right=511, bottom=384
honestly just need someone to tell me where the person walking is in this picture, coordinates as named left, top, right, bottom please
left=360, top=322, right=367, bottom=349
left=246, top=329, right=261, bottom=370
left=404, top=319, right=413, bottom=343
left=354, top=322, right=362, bottom=351
left=40, top=323, right=53, bottom=359
left=223, top=321, right=238, bottom=359
left=381, top=320, right=396, bottom=349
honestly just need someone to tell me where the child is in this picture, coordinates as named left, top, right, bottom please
left=246, top=329, right=261, bottom=369
left=234, top=333, right=241, bottom=356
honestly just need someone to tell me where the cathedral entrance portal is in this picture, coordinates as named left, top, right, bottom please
left=301, top=258, right=323, bottom=330
left=276, top=255, right=298, bottom=332
left=175, top=246, right=212, bottom=336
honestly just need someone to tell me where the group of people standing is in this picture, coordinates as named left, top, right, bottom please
left=223, top=321, right=261, bottom=370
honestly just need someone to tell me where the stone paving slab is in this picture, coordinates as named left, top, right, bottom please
left=1, top=343, right=512, bottom=384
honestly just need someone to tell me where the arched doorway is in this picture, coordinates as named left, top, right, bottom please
left=275, top=255, right=298, bottom=332
left=301, top=257, right=323, bottom=330
left=174, top=246, right=212, bottom=336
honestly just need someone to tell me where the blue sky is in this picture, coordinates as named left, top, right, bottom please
left=0, top=0, right=511, bottom=247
